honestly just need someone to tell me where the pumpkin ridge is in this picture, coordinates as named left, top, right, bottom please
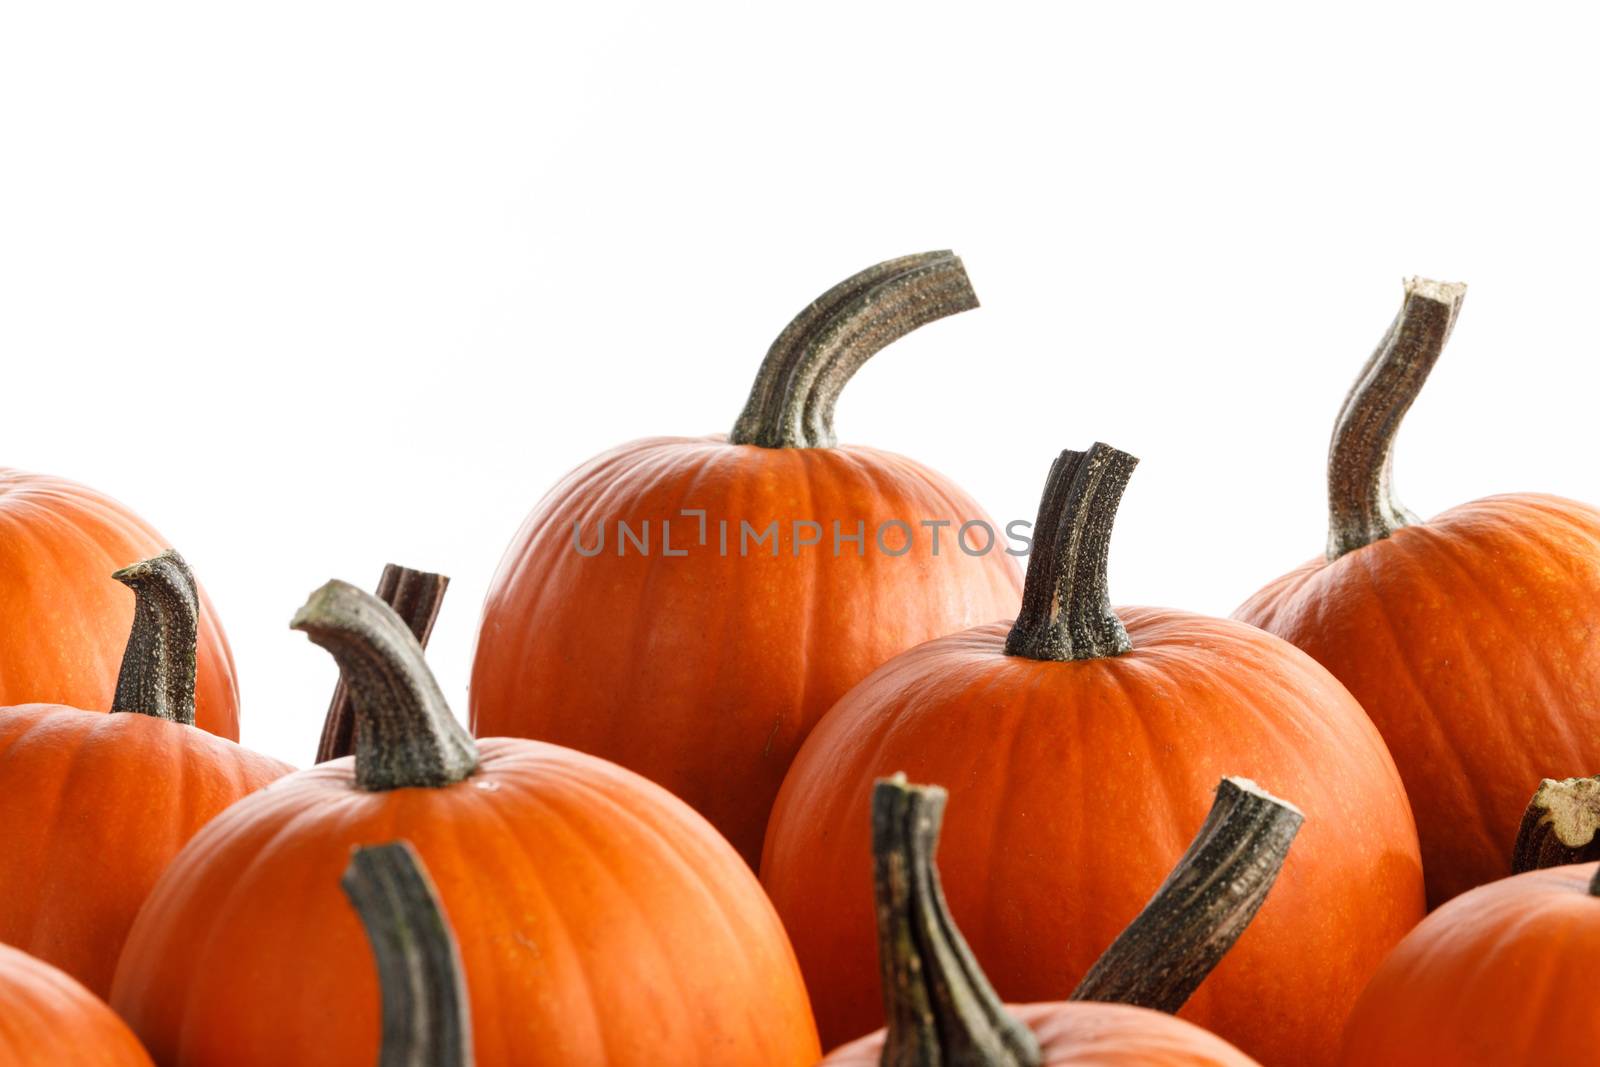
left=1353, top=544, right=1500, bottom=854
left=1388, top=530, right=1552, bottom=869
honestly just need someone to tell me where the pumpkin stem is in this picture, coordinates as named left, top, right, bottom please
left=1326, top=277, right=1467, bottom=560
left=109, top=549, right=200, bottom=725
left=729, top=251, right=978, bottom=449
left=292, top=580, right=478, bottom=791
left=1072, top=776, right=1303, bottom=1012
left=342, top=841, right=472, bottom=1067
left=1511, top=776, right=1600, bottom=875
left=1004, top=444, right=1138, bottom=662
left=872, top=774, right=1042, bottom=1067
left=318, top=565, right=450, bottom=764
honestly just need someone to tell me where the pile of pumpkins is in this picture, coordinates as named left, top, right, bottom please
left=3, top=252, right=1599, bottom=1066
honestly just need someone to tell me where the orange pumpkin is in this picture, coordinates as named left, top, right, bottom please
left=821, top=776, right=1289, bottom=1067
left=111, top=579, right=821, bottom=1066
left=469, top=252, right=1021, bottom=864
left=762, top=443, right=1424, bottom=1067
left=0, top=551, right=291, bottom=997
left=1235, top=278, right=1600, bottom=906
left=0, top=469, right=238, bottom=738
left=1339, top=861, right=1600, bottom=1064
left=0, top=941, right=154, bottom=1066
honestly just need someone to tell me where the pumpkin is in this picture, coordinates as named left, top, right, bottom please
left=1234, top=278, right=1600, bottom=906
left=820, top=775, right=1291, bottom=1067
left=342, top=841, right=470, bottom=1067
left=318, top=563, right=448, bottom=762
left=0, top=469, right=237, bottom=738
left=0, top=550, right=291, bottom=997
left=1339, top=862, right=1600, bottom=1063
left=469, top=251, right=1022, bottom=864
left=760, top=443, right=1424, bottom=1067
left=110, top=579, right=821, bottom=1066
left=0, top=941, right=154, bottom=1066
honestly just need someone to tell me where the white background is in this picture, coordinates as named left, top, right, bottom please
left=4, top=3, right=1597, bottom=765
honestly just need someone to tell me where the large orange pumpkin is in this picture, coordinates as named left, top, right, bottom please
left=0, top=941, right=154, bottom=1066
left=1339, top=861, right=1600, bottom=1064
left=761, top=443, right=1424, bottom=1066
left=820, top=776, right=1292, bottom=1067
left=0, top=469, right=238, bottom=738
left=111, top=579, right=821, bottom=1066
left=469, top=251, right=1022, bottom=864
left=1235, top=278, right=1600, bottom=906
left=0, top=550, right=291, bottom=997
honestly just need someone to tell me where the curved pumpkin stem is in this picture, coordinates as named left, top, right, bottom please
left=729, top=251, right=978, bottom=449
left=1072, top=776, right=1303, bottom=1011
left=1512, top=775, right=1600, bottom=875
left=293, top=580, right=478, bottom=791
left=318, top=565, right=450, bottom=764
left=1005, top=443, right=1138, bottom=662
left=110, top=549, right=200, bottom=725
left=872, top=775, right=1042, bottom=1067
left=342, top=841, right=471, bottom=1067
left=1326, top=277, right=1466, bottom=560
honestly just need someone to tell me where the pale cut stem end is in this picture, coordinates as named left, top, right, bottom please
left=1511, top=775, right=1600, bottom=876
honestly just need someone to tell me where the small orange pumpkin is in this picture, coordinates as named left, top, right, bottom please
left=0, top=941, right=154, bottom=1066
left=820, top=775, right=1290, bottom=1067
left=1236, top=278, right=1600, bottom=905
left=469, top=252, right=1022, bottom=864
left=1340, top=860, right=1600, bottom=1064
left=0, top=551, right=291, bottom=997
left=762, top=444, right=1423, bottom=1066
left=112, top=579, right=820, bottom=1066
left=0, top=469, right=238, bottom=738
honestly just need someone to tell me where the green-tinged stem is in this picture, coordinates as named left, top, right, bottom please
left=1326, top=277, right=1466, bottom=560
left=342, top=842, right=472, bottom=1067
left=110, top=549, right=200, bottom=725
left=873, top=775, right=1041, bottom=1067
left=730, top=252, right=978, bottom=449
left=318, top=565, right=450, bottom=764
left=1071, top=777, right=1302, bottom=1012
left=292, top=580, right=478, bottom=791
left=1004, top=444, right=1138, bottom=662
left=1511, top=776, right=1600, bottom=875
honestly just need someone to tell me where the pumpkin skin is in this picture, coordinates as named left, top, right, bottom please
left=112, top=738, right=822, bottom=1067
left=0, top=469, right=238, bottom=739
left=0, top=941, right=154, bottom=1066
left=0, top=551, right=291, bottom=998
left=762, top=612, right=1422, bottom=1066
left=0, top=706, right=289, bottom=998
left=825, top=1002, right=1261, bottom=1067
left=470, top=253, right=1020, bottom=865
left=471, top=437, right=1020, bottom=864
left=1235, top=279, right=1600, bottom=906
left=1238, top=495, right=1600, bottom=906
left=1339, top=863, right=1600, bottom=1065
